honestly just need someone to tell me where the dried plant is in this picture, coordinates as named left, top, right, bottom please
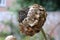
left=18, top=4, right=47, bottom=40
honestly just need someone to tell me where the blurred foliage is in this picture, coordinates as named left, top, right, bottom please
left=8, top=0, right=60, bottom=12
left=16, top=0, right=60, bottom=11
left=0, top=37, right=5, bottom=40
left=0, top=32, right=10, bottom=37
left=13, top=0, right=60, bottom=11
left=0, top=32, right=10, bottom=40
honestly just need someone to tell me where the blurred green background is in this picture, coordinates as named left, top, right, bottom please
left=17, top=0, right=60, bottom=11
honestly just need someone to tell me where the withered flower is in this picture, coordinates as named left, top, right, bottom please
left=18, top=4, right=47, bottom=36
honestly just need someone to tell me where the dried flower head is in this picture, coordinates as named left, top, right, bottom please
left=5, top=35, right=16, bottom=40
left=18, top=4, right=47, bottom=36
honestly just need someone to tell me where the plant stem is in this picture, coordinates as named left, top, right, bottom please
left=41, top=28, right=47, bottom=40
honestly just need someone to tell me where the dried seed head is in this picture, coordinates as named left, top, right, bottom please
left=18, top=4, right=47, bottom=36
left=5, top=35, right=16, bottom=40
